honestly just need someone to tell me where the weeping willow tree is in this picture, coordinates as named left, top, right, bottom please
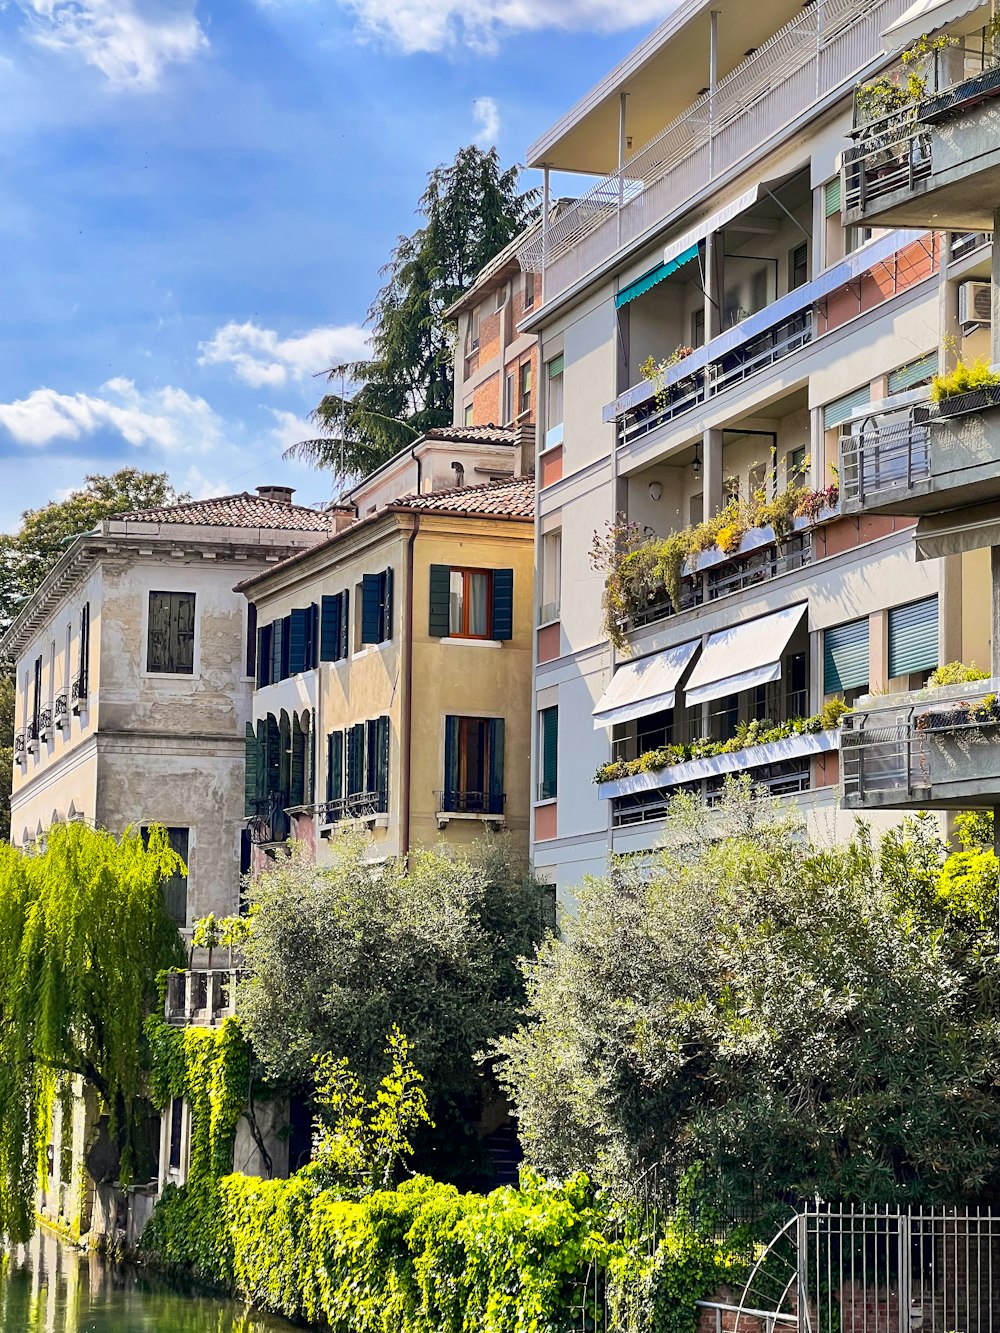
left=0, top=821, right=184, bottom=1242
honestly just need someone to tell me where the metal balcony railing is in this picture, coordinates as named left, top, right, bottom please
left=71, top=674, right=87, bottom=706
left=53, top=692, right=68, bottom=728
left=437, top=790, right=506, bottom=816
left=247, top=793, right=291, bottom=845
left=13, top=731, right=25, bottom=759
left=164, top=968, right=241, bottom=1026
left=38, top=708, right=52, bottom=736
left=840, top=404, right=931, bottom=505
left=611, top=760, right=811, bottom=825
left=321, top=790, right=389, bottom=824
left=520, top=0, right=913, bottom=305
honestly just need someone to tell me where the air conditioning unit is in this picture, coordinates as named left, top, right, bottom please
left=959, top=280, right=992, bottom=327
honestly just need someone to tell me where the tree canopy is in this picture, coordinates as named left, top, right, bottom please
left=0, top=821, right=184, bottom=1243
left=287, top=145, right=536, bottom=483
left=237, top=830, right=547, bottom=1183
left=495, top=781, right=1000, bottom=1208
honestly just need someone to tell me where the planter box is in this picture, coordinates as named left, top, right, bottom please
left=934, top=385, right=1000, bottom=418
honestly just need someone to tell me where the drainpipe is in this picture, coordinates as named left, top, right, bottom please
left=400, top=514, right=420, bottom=857
left=411, top=444, right=423, bottom=496
left=541, top=167, right=550, bottom=304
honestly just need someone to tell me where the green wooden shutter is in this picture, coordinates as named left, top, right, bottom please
left=547, top=353, right=564, bottom=379
left=381, top=568, right=394, bottom=642
left=265, top=715, right=281, bottom=797
left=279, top=710, right=292, bottom=798
left=339, top=589, right=350, bottom=659
left=429, top=565, right=451, bottom=638
left=309, top=602, right=320, bottom=669
left=888, top=351, right=938, bottom=394
left=270, top=618, right=284, bottom=682
left=347, top=722, right=365, bottom=794
left=304, top=714, right=315, bottom=802
left=244, top=721, right=260, bottom=817
left=889, top=597, right=938, bottom=678
left=491, top=569, right=514, bottom=641
left=540, top=706, right=558, bottom=800
left=246, top=602, right=257, bottom=679
left=326, top=731, right=343, bottom=804
left=256, top=624, right=271, bottom=687
left=824, top=176, right=841, bottom=217
left=444, top=716, right=460, bottom=807
left=289, top=608, right=310, bottom=675
left=365, top=718, right=379, bottom=794
left=824, top=618, right=870, bottom=694
left=824, top=385, right=871, bottom=431
left=375, top=715, right=389, bottom=812
left=361, top=575, right=381, bottom=644
left=290, top=713, right=306, bottom=806
left=320, top=596, right=339, bottom=661
left=487, top=718, right=505, bottom=813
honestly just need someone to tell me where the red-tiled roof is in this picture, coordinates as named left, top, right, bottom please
left=422, top=423, right=518, bottom=445
left=111, top=491, right=332, bottom=532
left=389, top=477, right=535, bottom=518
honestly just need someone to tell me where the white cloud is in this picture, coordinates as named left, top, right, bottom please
left=0, top=378, right=224, bottom=450
left=18, top=1, right=207, bottom=90
left=472, top=95, right=499, bottom=146
left=334, top=0, right=675, bottom=53
left=267, top=408, right=319, bottom=452
left=198, top=320, right=371, bottom=389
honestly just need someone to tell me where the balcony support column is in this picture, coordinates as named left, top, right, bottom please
left=991, top=546, right=1000, bottom=678
left=701, top=428, right=724, bottom=522
left=938, top=234, right=960, bottom=375
left=704, top=229, right=723, bottom=342
left=992, top=210, right=1000, bottom=367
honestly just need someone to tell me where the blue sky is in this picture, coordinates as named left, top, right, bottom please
left=0, top=0, right=672, bottom=530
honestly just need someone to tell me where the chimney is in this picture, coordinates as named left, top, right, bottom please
left=256, top=484, right=295, bottom=505
left=513, top=420, right=536, bottom=479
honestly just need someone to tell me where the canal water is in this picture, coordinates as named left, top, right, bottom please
left=1, top=1227, right=298, bottom=1332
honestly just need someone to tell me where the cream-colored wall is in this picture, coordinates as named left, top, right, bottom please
left=961, top=546, right=993, bottom=671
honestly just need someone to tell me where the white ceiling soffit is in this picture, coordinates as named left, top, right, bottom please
left=684, top=603, right=807, bottom=708
left=592, top=639, right=701, bottom=729
left=883, top=0, right=987, bottom=54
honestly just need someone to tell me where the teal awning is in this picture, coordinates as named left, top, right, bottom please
left=615, top=244, right=699, bottom=309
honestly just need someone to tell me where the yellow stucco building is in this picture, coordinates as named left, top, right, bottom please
left=239, top=474, right=535, bottom=862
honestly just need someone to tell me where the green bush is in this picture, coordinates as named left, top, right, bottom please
left=928, top=661, right=991, bottom=687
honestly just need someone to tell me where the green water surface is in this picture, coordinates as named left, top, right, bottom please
left=1, top=1228, right=297, bottom=1332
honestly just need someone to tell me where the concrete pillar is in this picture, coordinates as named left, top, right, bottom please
left=869, top=608, right=889, bottom=693
left=992, top=209, right=1000, bottom=367
left=991, top=546, right=1000, bottom=677
left=809, top=406, right=825, bottom=489
left=704, top=230, right=724, bottom=341
left=702, top=428, right=725, bottom=521
left=941, top=554, right=963, bottom=665
left=938, top=234, right=960, bottom=374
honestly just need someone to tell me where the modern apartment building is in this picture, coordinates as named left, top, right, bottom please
left=517, top=0, right=996, bottom=899
left=239, top=430, right=535, bottom=866
left=2, top=488, right=331, bottom=928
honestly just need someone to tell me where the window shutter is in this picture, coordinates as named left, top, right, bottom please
left=491, top=569, right=514, bottom=641
left=244, top=721, right=260, bottom=817
left=79, top=602, right=90, bottom=693
left=326, top=731, right=343, bottom=803
left=246, top=602, right=257, bottom=679
left=281, top=617, right=292, bottom=678
left=429, top=565, right=451, bottom=638
left=547, top=353, right=564, bottom=379
left=365, top=718, right=379, bottom=794
left=340, top=589, right=350, bottom=659
left=888, top=352, right=938, bottom=394
left=375, top=715, right=389, bottom=811
left=361, top=575, right=381, bottom=644
left=278, top=710, right=292, bottom=797
left=889, top=597, right=938, bottom=678
left=320, top=595, right=339, bottom=661
left=147, top=593, right=171, bottom=672
left=264, top=715, right=281, bottom=797
left=444, top=716, right=460, bottom=804
left=271, top=618, right=284, bottom=683
left=487, top=718, right=505, bottom=810
left=824, top=176, right=841, bottom=217
left=256, top=624, right=271, bottom=687
left=309, top=603, right=320, bottom=669
left=290, top=713, right=306, bottom=806
left=174, top=593, right=195, bottom=673
left=304, top=714, right=314, bottom=803
left=824, top=385, right=870, bottom=431
left=381, top=568, right=394, bottom=642
left=824, top=618, right=870, bottom=694
left=289, top=608, right=310, bottom=675
left=540, top=707, right=558, bottom=800
left=346, top=722, right=365, bottom=794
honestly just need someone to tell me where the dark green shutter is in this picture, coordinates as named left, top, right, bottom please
left=429, top=565, right=451, bottom=638
left=824, top=386, right=871, bottom=431
left=244, top=722, right=260, bottom=817
left=375, top=715, right=389, bottom=811
left=340, top=589, right=350, bottom=658
left=888, top=352, right=938, bottom=394
left=289, top=608, right=310, bottom=675
left=265, top=715, right=281, bottom=797
left=889, top=597, right=938, bottom=678
left=290, top=713, right=306, bottom=806
left=365, top=718, right=379, bottom=794
left=824, top=176, right=841, bottom=217
left=304, top=715, right=314, bottom=802
left=309, top=603, right=320, bottom=669
left=271, top=619, right=284, bottom=683
left=281, top=616, right=292, bottom=678
left=361, top=575, right=381, bottom=644
left=487, top=718, right=505, bottom=811
left=326, top=731, right=343, bottom=803
left=540, top=706, right=558, bottom=800
left=256, top=625, right=271, bottom=687
left=320, top=596, right=339, bottom=661
left=492, top=569, right=514, bottom=641
left=382, top=568, right=394, bottom=641
left=246, top=602, right=257, bottom=679
left=347, top=722, right=365, bottom=794
left=824, top=618, right=870, bottom=694
left=279, top=710, right=292, bottom=798
left=444, top=716, right=460, bottom=804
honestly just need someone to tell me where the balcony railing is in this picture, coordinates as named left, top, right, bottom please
left=321, top=790, right=389, bottom=825
left=437, top=790, right=506, bottom=816
left=164, top=968, right=241, bottom=1026
left=71, top=674, right=88, bottom=710
left=38, top=707, right=52, bottom=739
left=840, top=402, right=931, bottom=508
left=13, top=731, right=25, bottom=761
left=520, top=0, right=912, bottom=305
left=247, top=793, right=291, bottom=845
left=612, top=759, right=812, bottom=826
left=606, top=230, right=932, bottom=445
left=54, top=692, right=68, bottom=729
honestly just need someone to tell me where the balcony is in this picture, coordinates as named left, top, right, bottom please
left=841, top=389, right=1000, bottom=517
left=320, top=790, right=389, bottom=827
left=606, top=231, right=936, bottom=453
left=520, top=0, right=913, bottom=306
left=247, top=793, right=291, bottom=846
left=54, top=691, right=68, bottom=730
left=841, top=677, right=1000, bottom=810
left=13, top=731, right=25, bottom=764
left=844, top=25, right=1000, bottom=229
left=71, top=673, right=88, bottom=714
left=164, top=968, right=241, bottom=1027
left=435, top=790, right=506, bottom=828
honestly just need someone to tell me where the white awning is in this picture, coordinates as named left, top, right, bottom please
left=883, top=0, right=986, bottom=53
left=915, top=501, right=1000, bottom=560
left=592, top=640, right=700, bottom=730
left=684, top=604, right=808, bottom=708
left=662, top=185, right=760, bottom=268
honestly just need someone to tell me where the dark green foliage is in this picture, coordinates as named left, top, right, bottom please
left=288, top=146, right=536, bottom=481
left=0, top=822, right=184, bottom=1242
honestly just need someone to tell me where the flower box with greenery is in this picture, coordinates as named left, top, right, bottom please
left=931, top=358, right=1000, bottom=418
left=592, top=482, right=840, bottom=649
left=594, top=698, right=850, bottom=789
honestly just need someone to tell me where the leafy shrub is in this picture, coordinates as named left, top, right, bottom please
left=930, top=357, right=1000, bottom=402
left=928, top=661, right=990, bottom=687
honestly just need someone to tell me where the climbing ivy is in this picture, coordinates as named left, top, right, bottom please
left=0, top=821, right=184, bottom=1244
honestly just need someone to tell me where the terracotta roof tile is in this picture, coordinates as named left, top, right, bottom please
left=111, top=490, right=332, bottom=532
left=422, top=423, right=518, bottom=445
left=390, top=477, right=535, bottom=518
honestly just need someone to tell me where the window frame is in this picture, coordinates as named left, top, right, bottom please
left=146, top=590, right=197, bottom=676
left=448, top=567, right=494, bottom=640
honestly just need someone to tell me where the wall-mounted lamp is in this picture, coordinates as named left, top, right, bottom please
left=691, top=443, right=703, bottom=476
left=648, top=480, right=663, bottom=502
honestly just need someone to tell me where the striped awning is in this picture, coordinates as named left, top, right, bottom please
left=615, top=245, right=700, bottom=309
left=684, top=604, right=807, bottom=708
left=592, top=640, right=700, bottom=728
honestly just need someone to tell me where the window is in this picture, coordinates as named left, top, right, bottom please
left=288, top=604, right=319, bottom=675
left=823, top=385, right=871, bottom=434
left=824, top=618, right=870, bottom=697
left=519, top=361, right=533, bottom=419
left=168, top=1097, right=184, bottom=1171
left=320, top=591, right=350, bottom=662
left=360, top=569, right=393, bottom=646
left=327, top=715, right=389, bottom=818
left=30, top=655, right=41, bottom=740
left=888, top=352, right=938, bottom=394
left=691, top=307, right=705, bottom=349
left=245, top=603, right=257, bottom=679
left=256, top=623, right=273, bottom=687
left=789, top=242, right=808, bottom=291
left=469, top=306, right=481, bottom=352
left=141, top=825, right=188, bottom=926
left=495, top=282, right=506, bottom=312
left=786, top=446, right=807, bottom=489
left=786, top=651, right=807, bottom=717
left=74, top=602, right=90, bottom=702
left=538, top=706, right=558, bottom=800
left=889, top=597, right=938, bottom=682
left=464, top=401, right=474, bottom=425
left=546, top=355, right=564, bottom=432
left=443, top=716, right=505, bottom=814
left=503, top=372, right=514, bottom=425
left=429, top=565, right=513, bottom=640
left=540, top=531, right=561, bottom=623
left=147, top=591, right=195, bottom=674
left=689, top=492, right=703, bottom=525
left=524, top=271, right=536, bottom=310
left=637, top=707, right=673, bottom=755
